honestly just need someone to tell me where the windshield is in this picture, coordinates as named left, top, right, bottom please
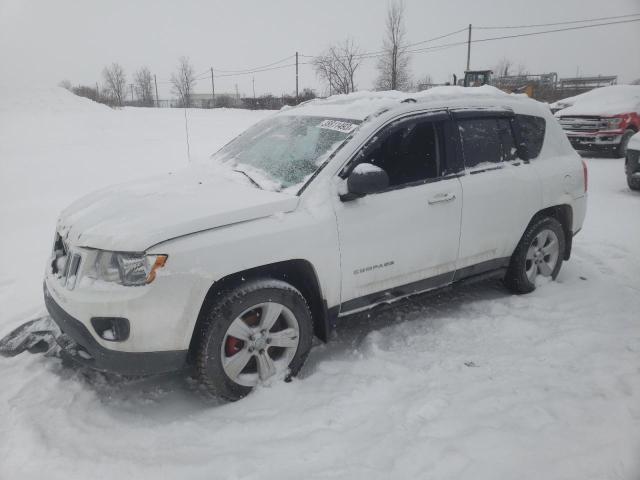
left=211, top=115, right=360, bottom=192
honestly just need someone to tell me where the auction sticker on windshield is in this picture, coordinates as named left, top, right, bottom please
left=318, top=119, right=358, bottom=133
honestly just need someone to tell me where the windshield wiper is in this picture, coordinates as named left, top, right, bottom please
left=233, top=169, right=263, bottom=190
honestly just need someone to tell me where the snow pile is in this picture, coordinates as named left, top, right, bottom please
left=552, top=85, right=640, bottom=116
left=0, top=86, right=112, bottom=114
left=289, top=90, right=408, bottom=119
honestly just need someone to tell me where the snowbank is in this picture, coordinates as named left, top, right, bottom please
left=0, top=86, right=112, bottom=114
left=552, top=85, right=640, bottom=117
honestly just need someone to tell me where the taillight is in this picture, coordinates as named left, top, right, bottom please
left=582, top=159, right=588, bottom=193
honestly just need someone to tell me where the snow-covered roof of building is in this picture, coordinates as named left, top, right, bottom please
left=282, top=85, right=540, bottom=121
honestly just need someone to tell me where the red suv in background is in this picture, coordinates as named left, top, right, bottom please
left=553, top=85, right=640, bottom=157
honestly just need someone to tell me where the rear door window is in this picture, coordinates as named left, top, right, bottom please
left=458, top=118, right=517, bottom=168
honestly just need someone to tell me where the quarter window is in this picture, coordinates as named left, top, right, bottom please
left=513, top=114, right=546, bottom=159
left=458, top=118, right=517, bottom=168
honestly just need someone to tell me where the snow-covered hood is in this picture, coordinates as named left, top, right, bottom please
left=57, top=166, right=300, bottom=251
left=554, top=85, right=640, bottom=117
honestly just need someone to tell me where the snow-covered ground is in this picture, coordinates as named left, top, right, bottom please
left=1, top=89, right=639, bottom=480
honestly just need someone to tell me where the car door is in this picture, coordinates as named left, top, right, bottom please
left=333, top=111, right=463, bottom=313
left=454, top=110, right=541, bottom=273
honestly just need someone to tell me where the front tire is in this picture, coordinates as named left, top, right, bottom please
left=504, top=217, right=565, bottom=294
left=195, top=279, right=313, bottom=401
left=615, top=130, right=635, bottom=158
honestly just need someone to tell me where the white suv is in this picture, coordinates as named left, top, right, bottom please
left=44, top=87, right=587, bottom=400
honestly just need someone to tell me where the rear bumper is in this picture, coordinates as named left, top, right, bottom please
left=44, top=283, right=187, bottom=376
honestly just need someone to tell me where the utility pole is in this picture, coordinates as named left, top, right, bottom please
left=252, top=76, right=256, bottom=109
left=392, top=44, right=398, bottom=89
left=295, top=51, right=299, bottom=104
left=154, top=74, right=159, bottom=108
left=130, top=83, right=134, bottom=103
left=210, top=67, right=215, bottom=108
left=235, top=83, right=239, bottom=106
left=466, top=24, right=472, bottom=71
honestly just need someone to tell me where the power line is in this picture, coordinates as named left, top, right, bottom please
left=403, top=27, right=469, bottom=49
left=370, top=17, right=640, bottom=59
left=300, top=26, right=468, bottom=62
left=475, top=12, right=640, bottom=30
left=213, top=63, right=298, bottom=78
left=471, top=18, right=640, bottom=45
left=214, top=54, right=294, bottom=73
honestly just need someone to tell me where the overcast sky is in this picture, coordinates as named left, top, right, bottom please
left=1, top=0, right=638, bottom=99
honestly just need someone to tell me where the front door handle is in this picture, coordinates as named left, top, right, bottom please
left=428, top=192, right=456, bottom=205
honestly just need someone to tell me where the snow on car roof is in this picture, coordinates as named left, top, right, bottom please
left=552, top=85, right=640, bottom=117
left=282, top=85, right=542, bottom=121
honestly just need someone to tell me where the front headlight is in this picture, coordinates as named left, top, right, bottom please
left=89, top=251, right=167, bottom=286
left=603, top=117, right=623, bottom=129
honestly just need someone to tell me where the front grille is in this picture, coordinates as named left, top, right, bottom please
left=51, top=232, right=82, bottom=289
left=558, top=116, right=604, bottom=132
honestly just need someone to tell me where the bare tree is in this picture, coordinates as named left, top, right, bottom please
left=515, top=63, right=529, bottom=77
left=375, top=1, right=411, bottom=91
left=313, top=38, right=362, bottom=95
left=58, top=79, right=72, bottom=91
left=134, top=66, right=155, bottom=107
left=493, top=57, right=528, bottom=78
left=171, top=56, right=197, bottom=108
left=417, top=74, right=434, bottom=90
left=102, top=63, right=127, bottom=107
left=493, top=57, right=513, bottom=78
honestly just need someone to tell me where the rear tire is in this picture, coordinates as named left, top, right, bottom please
left=628, top=175, right=640, bottom=191
left=194, top=279, right=313, bottom=401
left=504, top=217, right=566, bottom=294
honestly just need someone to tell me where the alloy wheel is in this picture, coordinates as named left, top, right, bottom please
left=524, top=228, right=560, bottom=283
left=220, top=302, right=300, bottom=387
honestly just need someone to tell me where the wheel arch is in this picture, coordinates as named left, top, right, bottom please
left=188, top=259, right=331, bottom=362
left=528, top=204, right=573, bottom=260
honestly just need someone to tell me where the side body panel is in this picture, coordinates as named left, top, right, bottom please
left=532, top=114, right=587, bottom=233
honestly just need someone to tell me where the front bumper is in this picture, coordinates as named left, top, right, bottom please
left=44, top=283, right=187, bottom=375
left=565, top=131, right=622, bottom=151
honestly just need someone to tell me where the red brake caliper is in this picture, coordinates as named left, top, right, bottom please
left=225, top=336, right=244, bottom=357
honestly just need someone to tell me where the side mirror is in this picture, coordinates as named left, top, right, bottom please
left=341, top=163, right=389, bottom=201
left=517, top=143, right=531, bottom=161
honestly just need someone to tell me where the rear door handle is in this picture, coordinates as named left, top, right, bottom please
left=428, top=192, right=456, bottom=205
